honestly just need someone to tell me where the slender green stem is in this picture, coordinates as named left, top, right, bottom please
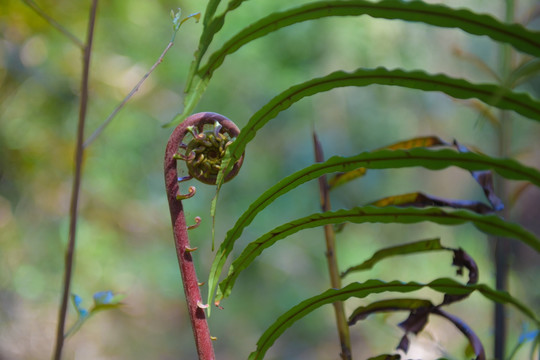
left=494, top=1, right=514, bottom=359
left=494, top=115, right=511, bottom=360
left=83, top=40, right=174, bottom=148
left=53, top=1, right=98, bottom=359
left=313, top=132, right=352, bottom=360
left=84, top=11, right=201, bottom=147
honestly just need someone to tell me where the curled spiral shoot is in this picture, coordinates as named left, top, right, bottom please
left=163, top=112, right=244, bottom=360
left=174, top=113, right=244, bottom=186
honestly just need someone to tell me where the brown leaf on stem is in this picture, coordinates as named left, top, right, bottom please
left=396, top=334, right=410, bottom=353
left=383, top=135, right=450, bottom=150
left=329, top=136, right=450, bottom=189
left=471, top=170, right=504, bottom=211
left=453, top=248, right=479, bottom=285
left=443, top=248, right=479, bottom=305
left=433, top=308, right=486, bottom=360
left=370, top=192, right=494, bottom=214
left=396, top=306, right=431, bottom=353
left=453, top=140, right=504, bottom=212
left=329, top=167, right=367, bottom=190
left=348, top=299, right=435, bottom=325
left=397, top=306, right=431, bottom=336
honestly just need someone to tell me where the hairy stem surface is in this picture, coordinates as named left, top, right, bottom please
left=165, top=113, right=240, bottom=360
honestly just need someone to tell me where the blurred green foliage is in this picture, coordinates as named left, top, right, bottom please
left=0, top=0, right=539, bottom=359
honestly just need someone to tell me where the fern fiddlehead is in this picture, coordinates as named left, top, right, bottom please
left=173, top=112, right=244, bottom=186
left=164, top=112, right=243, bottom=360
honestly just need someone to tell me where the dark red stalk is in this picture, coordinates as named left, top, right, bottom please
left=165, top=112, right=242, bottom=360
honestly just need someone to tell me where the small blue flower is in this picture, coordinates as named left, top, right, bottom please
left=71, top=293, right=89, bottom=318
left=93, top=291, right=114, bottom=305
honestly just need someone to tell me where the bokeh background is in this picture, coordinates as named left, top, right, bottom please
left=1, top=0, right=539, bottom=359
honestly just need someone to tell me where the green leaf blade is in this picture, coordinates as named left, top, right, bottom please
left=249, top=278, right=539, bottom=359
left=200, top=0, right=540, bottom=79
left=348, top=298, right=435, bottom=325
left=248, top=279, right=422, bottom=360
left=208, top=148, right=540, bottom=305
left=224, top=68, right=540, bottom=171
left=341, top=238, right=447, bottom=277
left=218, top=207, right=540, bottom=303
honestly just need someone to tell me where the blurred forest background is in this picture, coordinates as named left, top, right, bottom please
left=1, top=0, right=539, bottom=359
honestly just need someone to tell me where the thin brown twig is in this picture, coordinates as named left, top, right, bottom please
left=84, top=11, right=201, bottom=148
left=53, top=1, right=98, bottom=359
left=313, top=131, right=352, bottom=360
left=21, top=0, right=84, bottom=48
left=83, top=40, right=175, bottom=148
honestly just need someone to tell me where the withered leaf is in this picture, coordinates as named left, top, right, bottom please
left=348, top=298, right=434, bottom=325
left=398, top=306, right=431, bottom=335
left=370, top=192, right=494, bottom=214
left=442, top=248, right=479, bottom=305
left=384, top=136, right=450, bottom=150
left=453, top=248, right=479, bottom=285
left=329, top=136, right=450, bottom=189
left=396, top=334, right=410, bottom=353
left=433, top=308, right=486, bottom=360
left=453, top=140, right=504, bottom=212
